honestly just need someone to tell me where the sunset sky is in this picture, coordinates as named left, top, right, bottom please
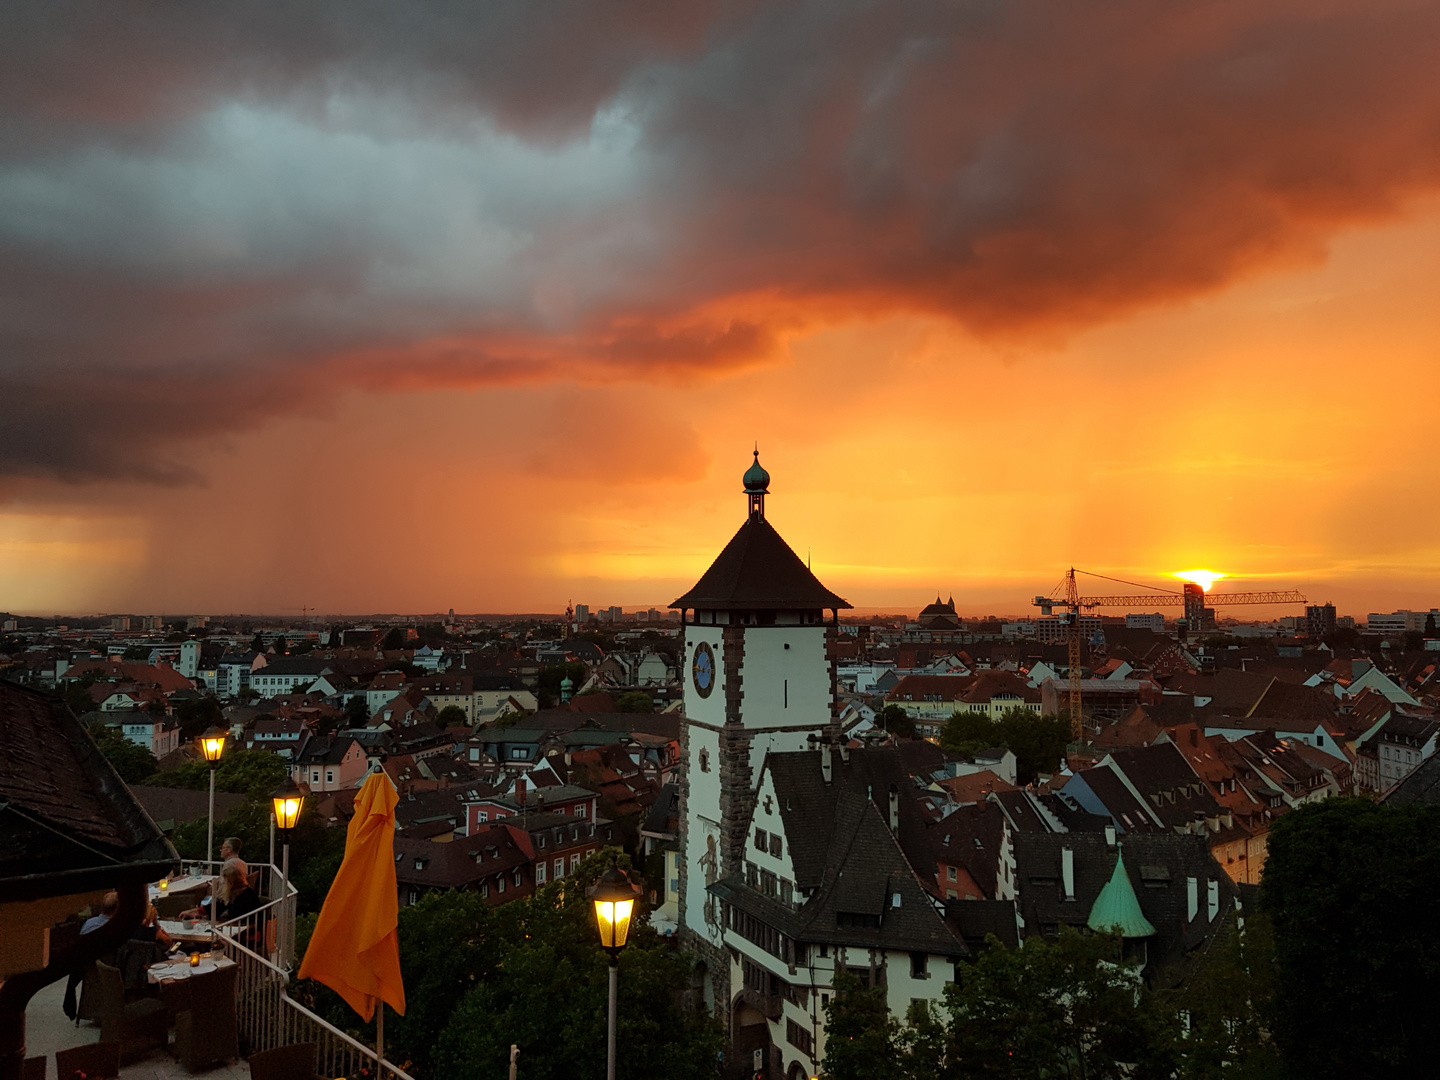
left=2, top=2, right=1438, bottom=618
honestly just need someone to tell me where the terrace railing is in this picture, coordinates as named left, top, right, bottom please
left=181, top=860, right=412, bottom=1080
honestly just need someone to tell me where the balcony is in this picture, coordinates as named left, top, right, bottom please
left=25, top=860, right=412, bottom=1080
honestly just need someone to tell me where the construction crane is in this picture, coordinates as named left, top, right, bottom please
left=1034, top=568, right=1307, bottom=746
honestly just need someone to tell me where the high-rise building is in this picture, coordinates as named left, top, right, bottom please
left=674, top=451, right=850, bottom=998
left=574, top=604, right=590, bottom=623
left=1306, top=603, right=1337, bottom=639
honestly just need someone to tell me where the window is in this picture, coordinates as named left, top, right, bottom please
left=476, top=811, right=488, bottom=823
left=514, top=869, right=522, bottom=887
left=699, top=748, right=710, bottom=772
left=510, top=748, right=526, bottom=760
left=785, top=1020, right=813, bottom=1056
left=910, top=952, right=928, bottom=979
left=755, top=828, right=768, bottom=852
left=497, top=876, right=506, bottom=894
left=326, top=771, right=334, bottom=783
left=570, top=853, right=581, bottom=871
left=537, top=834, right=545, bottom=848
left=407, top=888, right=419, bottom=905
left=575, top=803, right=586, bottom=818
left=769, top=835, right=782, bottom=859
left=536, top=863, right=547, bottom=884
left=480, top=883, right=488, bottom=897
left=554, top=858, right=565, bottom=879
left=947, top=866, right=958, bottom=882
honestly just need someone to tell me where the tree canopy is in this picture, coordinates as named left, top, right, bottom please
left=292, top=849, right=720, bottom=1080
left=1260, top=797, right=1440, bottom=1078
left=939, top=707, right=1071, bottom=783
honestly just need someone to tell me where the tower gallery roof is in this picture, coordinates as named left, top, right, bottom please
left=671, top=452, right=850, bottom=612
left=670, top=515, right=851, bottom=611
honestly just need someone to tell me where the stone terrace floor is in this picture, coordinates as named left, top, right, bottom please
left=25, top=978, right=251, bottom=1080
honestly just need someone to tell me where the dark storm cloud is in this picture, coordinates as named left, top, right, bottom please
left=3, top=1, right=1440, bottom=481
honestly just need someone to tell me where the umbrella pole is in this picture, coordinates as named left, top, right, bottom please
left=376, top=1002, right=384, bottom=1069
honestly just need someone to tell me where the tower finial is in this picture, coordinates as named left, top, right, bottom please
left=743, top=447, right=770, bottom=520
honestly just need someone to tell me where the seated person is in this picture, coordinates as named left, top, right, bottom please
left=213, top=861, right=262, bottom=924
left=130, top=904, right=175, bottom=948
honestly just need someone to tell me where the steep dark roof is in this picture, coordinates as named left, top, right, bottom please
left=712, top=791, right=967, bottom=957
left=671, top=515, right=850, bottom=611
left=1012, top=831, right=1234, bottom=984
left=1384, top=751, right=1440, bottom=805
left=130, top=785, right=247, bottom=828
left=0, top=681, right=176, bottom=899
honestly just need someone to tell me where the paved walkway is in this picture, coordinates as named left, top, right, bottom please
left=25, top=978, right=250, bottom=1080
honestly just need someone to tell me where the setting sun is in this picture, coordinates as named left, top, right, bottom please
left=1173, top=569, right=1227, bottom=592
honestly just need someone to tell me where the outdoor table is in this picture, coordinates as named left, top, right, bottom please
left=147, top=950, right=239, bottom=1025
left=159, top=919, right=240, bottom=945
left=150, top=874, right=215, bottom=899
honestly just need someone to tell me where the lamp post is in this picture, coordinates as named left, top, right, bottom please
left=198, top=725, right=227, bottom=867
left=270, top=775, right=305, bottom=967
left=590, top=866, right=640, bottom=1080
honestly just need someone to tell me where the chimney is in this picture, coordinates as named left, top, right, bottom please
left=821, top=743, right=832, bottom=784
left=516, top=776, right=526, bottom=807
left=888, top=785, right=900, bottom=833
left=1061, top=847, right=1075, bottom=901
left=839, top=741, right=850, bottom=764
left=1104, top=823, right=1117, bottom=848
left=1189, top=727, right=1199, bottom=747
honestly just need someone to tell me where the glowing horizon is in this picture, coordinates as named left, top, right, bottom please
left=1173, top=570, right=1228, bottom=593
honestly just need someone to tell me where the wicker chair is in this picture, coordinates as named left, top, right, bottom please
left=174, top=965, right=239, bottom=1072
left=88, top=961, right=168, bottom=1061
left=54, top=1042, right=121, bottom=1080
left=247, top=1042, right=321, bottom=1080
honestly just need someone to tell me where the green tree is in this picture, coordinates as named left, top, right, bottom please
left=380, top=627, right=407, bottom=651
left=436, top=704, right=469, bottom=727
left=344, top=694, right=370, bottom=726
left=149, top=747, right=289, bottom=799
left=537, top=662, right=590, bottom=707
left=1425, top=611, right=1438, bottom=636
left=879, top=704, right=915, bottom=739
left=122, top=645, right=150, bottom=660
left=614, top=691, right=653, bottom=714
left=1160, top=914, right=1280, bottom=1080
left=939, top=709, right=996, bottom=757
left=249, top=632, right=265, bottom=653
left=993, top=709, right=1072, bottom=783
left=173, top=694, right=224, bottom=739
left=1261, top=798, right=1440, bottom=1078
left=945, top=930, right=1175, bottom=1079
left=88, top=722, right=159, bottom=785
left=821, top=971, right=907, bottom=1080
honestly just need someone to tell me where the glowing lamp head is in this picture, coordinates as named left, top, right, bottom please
left=589, top=866, right=640, bottom=956
left=198, top=726, right=227, bottom=763
left=270, top=776, right=306, bottom=832
left=1174, top=569, right=1226, bottom=593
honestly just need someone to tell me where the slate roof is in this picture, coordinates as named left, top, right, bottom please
left=1012, top=831, right=1234, bottom=982
left=930, top=801, right=1006, bottom=898
left=0, top=681, right=176, bottom=899
left=294, top=735, right=360, bottom=766
left=712, top=790, right=967, bottom=957
left=1384, top=751, right=1440, bottom=805
left=670, top=515, right=850, bottom=611
left=767, top=748, right=935, bottom=889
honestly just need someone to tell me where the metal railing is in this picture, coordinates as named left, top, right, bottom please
left=180, top=860, right=413, bottom=1080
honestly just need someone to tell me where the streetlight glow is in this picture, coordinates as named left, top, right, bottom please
left=271, top=776, right=306, bottom=832
left=199, top=726, right=227, bottom=763
left=594, top=897, right=636, bottom=953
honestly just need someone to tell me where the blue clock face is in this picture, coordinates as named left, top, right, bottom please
left=692, top=641, right=715, bottom=698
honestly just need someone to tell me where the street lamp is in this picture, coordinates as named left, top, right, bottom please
left=590, top=866, right=640, bottom=1080
left=270, top=775, right=305, bottom=967
left=198, top=725, right=227, bottom=867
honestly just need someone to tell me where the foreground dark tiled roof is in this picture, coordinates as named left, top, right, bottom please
left=1383, top=751, right=1440, bottom=805
left=671, top=515, right=850, bottom=611
left=0, top=681, right=176, bottom=898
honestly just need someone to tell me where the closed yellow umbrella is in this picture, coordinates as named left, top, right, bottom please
left=299, top=772, right=406, bottom=1031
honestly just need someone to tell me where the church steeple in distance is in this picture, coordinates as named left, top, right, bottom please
left=743, top=446, right=770, bottom=520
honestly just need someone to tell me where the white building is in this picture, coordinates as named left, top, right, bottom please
left=120, top=717, right=181, bottom=759
left=674, top=453, right=968, bottom=1079
left=1125, top=613, right=1166, bottom=632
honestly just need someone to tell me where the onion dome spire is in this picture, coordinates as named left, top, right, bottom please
left=743, top=447, right=770, bottom=519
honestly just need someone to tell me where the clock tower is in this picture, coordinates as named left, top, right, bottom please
left=671, top=451, right=850, bottom=967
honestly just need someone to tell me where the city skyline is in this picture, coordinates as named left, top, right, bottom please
left=3, top=4, right=1440, bottom=615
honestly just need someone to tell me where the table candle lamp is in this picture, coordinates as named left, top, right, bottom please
left=189, top=952, right=200, bottom=967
